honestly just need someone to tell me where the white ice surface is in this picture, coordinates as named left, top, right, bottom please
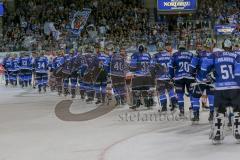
left=0, top=85, right=239, bottom=160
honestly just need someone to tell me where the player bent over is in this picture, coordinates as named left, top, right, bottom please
left=129, top=44, right=154, bottom=109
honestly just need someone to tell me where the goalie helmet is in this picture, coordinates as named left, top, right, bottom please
left=222, top=39, right=232, bottom=50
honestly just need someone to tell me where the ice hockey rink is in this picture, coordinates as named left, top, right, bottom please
left=0, top=84, right=240, bottom=160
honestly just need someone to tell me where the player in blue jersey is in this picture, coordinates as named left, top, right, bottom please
left=52, top=51, right=65, bottom=95
left=109, top=47, right=128, bottom=106
left=34, top=52, right=49, bottom=93
left=68, top=52, right=80, bottom=98
left=93, top=44, right=111, bottom=104
left=62, top=49, right=75, bottom=97
left=129, top=44, right=154, bottom=109
left=19, top=52, right=33, bottom=88
left=2, top=54, right=12, bottom=86
left=9, top=54, right=20, bottom=86
left=190, top=39, right=215, bottom=123
left=151, top=41, right=178, bottom=113
left=201, top=39, right=240, bottom=143
left=169, top=40, right=195, bottom=117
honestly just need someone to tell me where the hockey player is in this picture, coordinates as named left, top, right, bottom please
left=190, top=39, right=215, bottom=123
left=129, top=44, right=154, bottom=109
left=52, top=50, right=65, bottom=95
left=2, top=54, right=12, bottom=86
left=62, top=49, right=75, bottom=97
left=9, top=54, right=20, bottom=86
left=202, top=39, right=240, bottom=143
left=69, top=51, right=81, bottom=99
left=151, top=42, right=178, bottom=113
left=79, top=46, right=96, bottom=102
left=33, top=52, right=49, bottom=93
left=93, top=44, right=111, bottom=104
left=19, top=52, right=33, bottom=88
left=109, top=47, right=128, bottom=106
left=169, top=40, right=195, bottom=117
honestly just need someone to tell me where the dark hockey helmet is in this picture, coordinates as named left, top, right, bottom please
left=138, top=44, right=145, bottom=53
left=165, top=40, right=172, bottom=46
left=85, top=45, right=94, bottom=53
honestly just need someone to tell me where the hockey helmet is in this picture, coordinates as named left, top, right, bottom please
left=178, top=40, right=186, bottom=49
left=157, top=41, right=165, bottom=51
left=222, top=39, right=232, bottom=49
left=204, top=38, right=214, bottom=48
left=138, top=44, right=145, bottom=53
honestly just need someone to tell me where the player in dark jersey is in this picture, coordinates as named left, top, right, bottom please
left=51, top=51, right=65, bottom=95
left=110, top=47, right=128, bottom=106
left=80, top=46, right=97, bottom=102
left=93, top=44, right=111, bottom=104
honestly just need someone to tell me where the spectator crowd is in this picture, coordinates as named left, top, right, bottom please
left=0, top=0, right=239, bottom=52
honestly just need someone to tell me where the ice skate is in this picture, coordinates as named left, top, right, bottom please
left=209, top=113, right=225, bottom=145
left=208, top=112, right=214, bottom=123
left=191, top=111, right=200, bottom=125
left=232, top=113, right=240, bottom=143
